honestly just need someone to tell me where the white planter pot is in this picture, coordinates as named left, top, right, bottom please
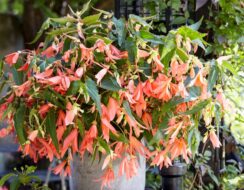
left=71, top=154, right=146, bottom=190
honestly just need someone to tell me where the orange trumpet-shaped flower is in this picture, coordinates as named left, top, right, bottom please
left=209, top=131, right=221, bottom=148
left=118, top=156, right=139, bottom=179
left=14, top=81, right=31, bottom=97
left=80, top=123, right=98, bottom=156
left=64, top=102, right=78, bottom=126
left=53, top=160, right=67, bottom=175
left=95, top=67, right=108, bottom=84
left=61, top=128, right=78, bottom=157
left=169, top=138, right=190, bottom=163
left=152, top=151, right=172, bottom=169
left=100, top=167, right=115, bottom=190
left=4, top=52, right=19, bottom=66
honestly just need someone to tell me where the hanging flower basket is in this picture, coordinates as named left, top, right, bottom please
left=0, top=2, right=223, bottom=189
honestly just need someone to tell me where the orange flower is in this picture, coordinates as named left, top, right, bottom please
left=17, top=62, right=29, bottom=71
left=152, top=151, right=172, bottom=169
left=4, top=52, right=19, bottom=66
left=39, top=103, right=53, bottom=118
left=28, top=130, right=39, bottom=141
left=14, top=81, right=31, bottom=97
left=142, top=112, right=152, bottom=129
left=79, top=123, right=98, bottom=156
left=100, top=168, right=115, bottom=190
left=209, top=131, right=221, bottom=148
left=95, top=67, right=108, bottom=84
left=118, top=156, right=139, bottom=179
left=169, top=138, right=190, bottom=163
left=53, top=160, right=67, bottom=175
left=42, top=42, right=63, bottom=58
left=0, top=128, right=9, bottom=138
left=61, top=128, right=78, bottom=157
left=64, top=102, right=78, bottom=126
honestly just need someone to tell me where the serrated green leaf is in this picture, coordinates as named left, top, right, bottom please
left=12, top=66, right=23, bottom=85
left=77, top=118, right=84, bottom=136
left=125, top=37, right=137, bottom=63
left=172, top=16, right=186, bottom=25
left=85, top=78, right=102, bottom=115
left=66, top=80, right=82, bottom=96
left=123, top=100, right=135, bottom=120
left=177, top=26, right=206, bottom=40
left=181, top=99, right=210, bottom=115
left=100, top=76, right=122, bottom=91
left=138, top=30, right=163, bottom=44
left=45, top=110, right=59, bottom=152
left=10, top=177, right=20, bottom=190
left=98, top=138, right=110, bottom=154
left=30, top=18, right=51, bottom=44
left=189, top=17, right=203, bottom=31
left=47, top=27, right=76, bottom=36
left=40, top=89, right=65, bottom=109
left=160, top=35, right=176, bottom=60
left=78, top=0, right=91, bottom=16
left=14, top=104, right=27, bottom=145
left=0, top=173, right=15, bottom=186
left=129, top=14, right=151, bottom=28
left=112, top=17, right=126, bottom=46
left=176, top=48, right=189, bottom=62
left=50, top=17, right=76, bottom=24
left=83, top=13, right=101, bottom=25
left=86, top=35, right=113, bottom=45
left=221, top=61, right=237, bottom=75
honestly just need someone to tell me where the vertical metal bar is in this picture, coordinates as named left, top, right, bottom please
left=114, top=0, right=121, bottom=18
left=165, top=6, right=172, bottom=32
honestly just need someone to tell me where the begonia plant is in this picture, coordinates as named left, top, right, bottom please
left=0, top=3, right=223, bottom=189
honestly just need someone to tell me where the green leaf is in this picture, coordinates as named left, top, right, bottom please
left=189, top=17, right=203, bottom=31
left=129, top=14, right=151, bottom=28
left=125, top=37, right=137, bottom=63
left=207, top=169, right=220, bottom=186
left=40, top=89, right=65, bottom=109
left=45, top=110, right=59, bottom=152
left=83, top=13, right=101, bottom=25
left=221, top=61, right=237, bottom=75
left=10, top=177, right=20, bottom=190
left=110, top=133, right=128, bottom=143
left=98, top=138, right=110, bottom=154
left=100, top=76, right=122, bottom=91
left=0, top=173, right=15, bottom=186
left=0, top=59, right=3, bottom=77
left=160, top=35, right=176, bottom=60
left=12, top=67, right=23, bottom=85
left=14, top=104, right=27, bottom=145
left=172, top=16, right=186, bottom=25
left=77, top=0, right=91, bottom=16
left=85, top=78, right=102, bottom=115
left=77, top=118, right=84, bottom=136
left=86, top=35, right=113, bottom=45
left=208, top=61, right=219, bottom=92
left=176, top=48, right=189, bottom=62
left=50, top=17, right=76, bottom=24
left=138, top=30, right=163, bottom=44
left=47, top=27, right=76, bottom=36
left=181, top=99, right=210, bottom=115
left=188, top=128, right=201, bottom=157
left=177, top=26, right=206, bottom=40
left=123, top=100, right=135, bottom=120
left=66, top=80, right=82, bottom=96
left=30, top=18, right=51, bottom=44
left=112, top=17, right=126, bottom=46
